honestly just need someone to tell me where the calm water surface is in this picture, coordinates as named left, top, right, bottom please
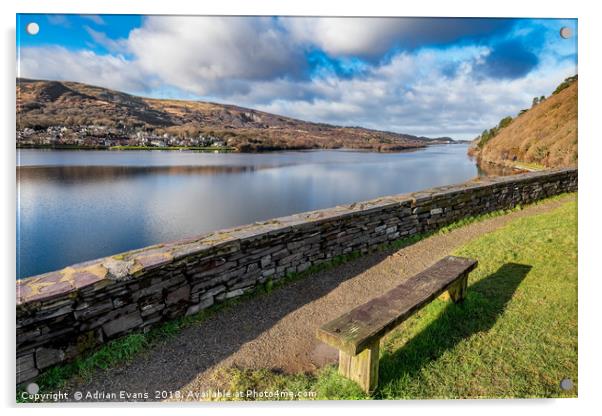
left=17, top=145, right=487, bottom=278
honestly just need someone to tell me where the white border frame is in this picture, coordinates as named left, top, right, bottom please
left=2, top=1, right=601, bottom=414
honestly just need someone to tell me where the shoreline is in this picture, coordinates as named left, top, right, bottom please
left=473, top=155, right=546, bottom=172
left=16, top=144, right=236, bottom=153
left=16, top=142, right=466, bottom=154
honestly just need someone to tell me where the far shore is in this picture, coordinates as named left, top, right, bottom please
left=16, top=144, right=236, bottom=152
left=16, top=142, right=468, bottom=154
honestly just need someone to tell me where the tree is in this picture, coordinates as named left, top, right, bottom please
left=532, top=97, right=539, bottom=107
left=498, top=116, right=513, bottom=129
left=553, top=75, right=578, bottom=95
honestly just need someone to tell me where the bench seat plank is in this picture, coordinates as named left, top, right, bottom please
left=317, top=256, right=477, bottom=355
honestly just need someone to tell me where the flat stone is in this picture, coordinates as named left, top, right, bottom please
left=102, top=311, right=143, bottom=338
left=134, top=252, right=173, bottom=270
left=102, top=257, right=135, bottom=281
left=16, top=283, right=33, bottom=304
left=73, top=298, right=114, bottom=320
left=165, top=285, right=190, bottom=305
left=262, top=268, right=276, bottom=277
left=16, top=354, right=35, bottom=372
left=30, top=281, right=73, bottom=303
left=229, top=276, right=258, bottom=290
left=17, top=271, right=74, bottom=303
left=216, top=288, right=245, bottom=301
left=260, top=255, right=271, bottom=268
left=16, top=328, right=41, bottom=345
left=71, top=269, right=106, bottom=289
left=16, top=367, right=39, bottom=385
left=36, top=271, right=64, bottom=284
left=140, top=302, right=165, bottom=317
left=185, top=297, right=214, bottom=316
left=35, top=347, right=65, bottom=369
left=170, top=242, right=212, bottom=260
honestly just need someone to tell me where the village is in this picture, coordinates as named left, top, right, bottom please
left=16, top=125, right=228, bottom=149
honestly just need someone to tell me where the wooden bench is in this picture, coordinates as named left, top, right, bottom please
left=316, top=255, right=478, bottom=393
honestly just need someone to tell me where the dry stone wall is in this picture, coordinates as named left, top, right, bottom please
left=16, top=168, right=578, bottom=384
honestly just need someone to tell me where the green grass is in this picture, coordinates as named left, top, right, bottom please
left=17, top=193, right=576, bottom=402
left=511, top=161, right=546, bottom=171
left=216, top=195, right=578, bottom=399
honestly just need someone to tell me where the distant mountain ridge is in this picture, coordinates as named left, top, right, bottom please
left=16, top=79, right=456, bottom=152
left=469, top=75, right=577, bottom=169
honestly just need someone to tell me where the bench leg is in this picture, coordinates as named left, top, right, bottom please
left=447, top=273, right=468, bottom=303
left=338, top=338, right=380, bottom=394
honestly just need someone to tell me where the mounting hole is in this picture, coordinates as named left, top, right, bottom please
left=26, top=22, right=40, bottom=35
left=560, top=27, right=572, bottom=39
left=560, top=378, right=574, bottom=391
left=26, top=382, right=39, bottom=395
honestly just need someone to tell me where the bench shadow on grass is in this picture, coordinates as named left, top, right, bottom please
left=376, top=262, right=532, bottom=397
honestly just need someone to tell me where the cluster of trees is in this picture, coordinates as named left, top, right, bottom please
left=476, top=115, right=514, bottom=148
left=527, top=75, right=577, bottom=111
left=470, top=73, right=578, bottom=166
left=553, top=75, right=578, bottom=95
left=532, top=95, right=546, bottom=107
left=475, top=76, right=575, bottom=149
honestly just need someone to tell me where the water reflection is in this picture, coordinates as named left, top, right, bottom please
left=17, top=145, right=500, bottom=278
left=476, top=161, right=526, bottom=176
left=18, top=165, right=276, bottom=183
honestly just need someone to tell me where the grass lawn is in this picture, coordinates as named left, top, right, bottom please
left=512, top=161, right=547, bottom=171
left=217, top=195, right=578, bottom=400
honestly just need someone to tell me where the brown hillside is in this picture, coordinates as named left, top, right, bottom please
left=16, top=79, right=455, bottom=152
left=475, top=79, right=577, bottom=168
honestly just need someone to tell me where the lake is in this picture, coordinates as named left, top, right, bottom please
left=17, top=144, right=496, bottom=279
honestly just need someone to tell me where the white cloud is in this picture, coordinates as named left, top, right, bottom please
left=126, top=16, right=305, bottom=95
left=250, top=48, right=576, bottom=139
left=279, top=17, right=513, bottom=59
left=17, top=17, right=578, bottom=139
left=84, top=26, right=128, bottom=53
left=18, top=46, right=150, bottom=93
left=80, top=15, right=106, bottom=25
left=283, top=17, right=407, bottom=57
left=46, top=15, right=70, bottom=27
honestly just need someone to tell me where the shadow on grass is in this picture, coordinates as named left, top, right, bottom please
left=376, top=263, right=532, bottom=396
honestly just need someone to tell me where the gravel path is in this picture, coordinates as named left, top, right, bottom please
left=66, top=196, right=571, bottom=401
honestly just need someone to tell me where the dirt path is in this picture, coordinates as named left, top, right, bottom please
left=68, top=196, right=572, bottom=401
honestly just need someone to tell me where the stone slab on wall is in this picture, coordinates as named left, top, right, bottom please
left=16, top=168, right=578, bottom=385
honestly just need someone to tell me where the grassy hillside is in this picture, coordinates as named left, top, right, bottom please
left=469, top=76, right=577, bottom=168
left=16, top=79, right=454, bottom=152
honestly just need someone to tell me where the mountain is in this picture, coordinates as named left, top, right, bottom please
left=469, top=76, right=577, bottom=169
left=16, top=79, right=455, bottom=152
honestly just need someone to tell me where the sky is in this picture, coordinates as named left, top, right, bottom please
left=16, top=15, right=577, bottom=139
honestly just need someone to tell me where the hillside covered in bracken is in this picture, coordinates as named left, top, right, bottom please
left=469, top=76, right=577, bottom=169
left=16, top=79, right=455, bottom=152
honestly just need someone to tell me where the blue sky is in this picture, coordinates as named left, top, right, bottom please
left=16, top=15, right=577, bottom=139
